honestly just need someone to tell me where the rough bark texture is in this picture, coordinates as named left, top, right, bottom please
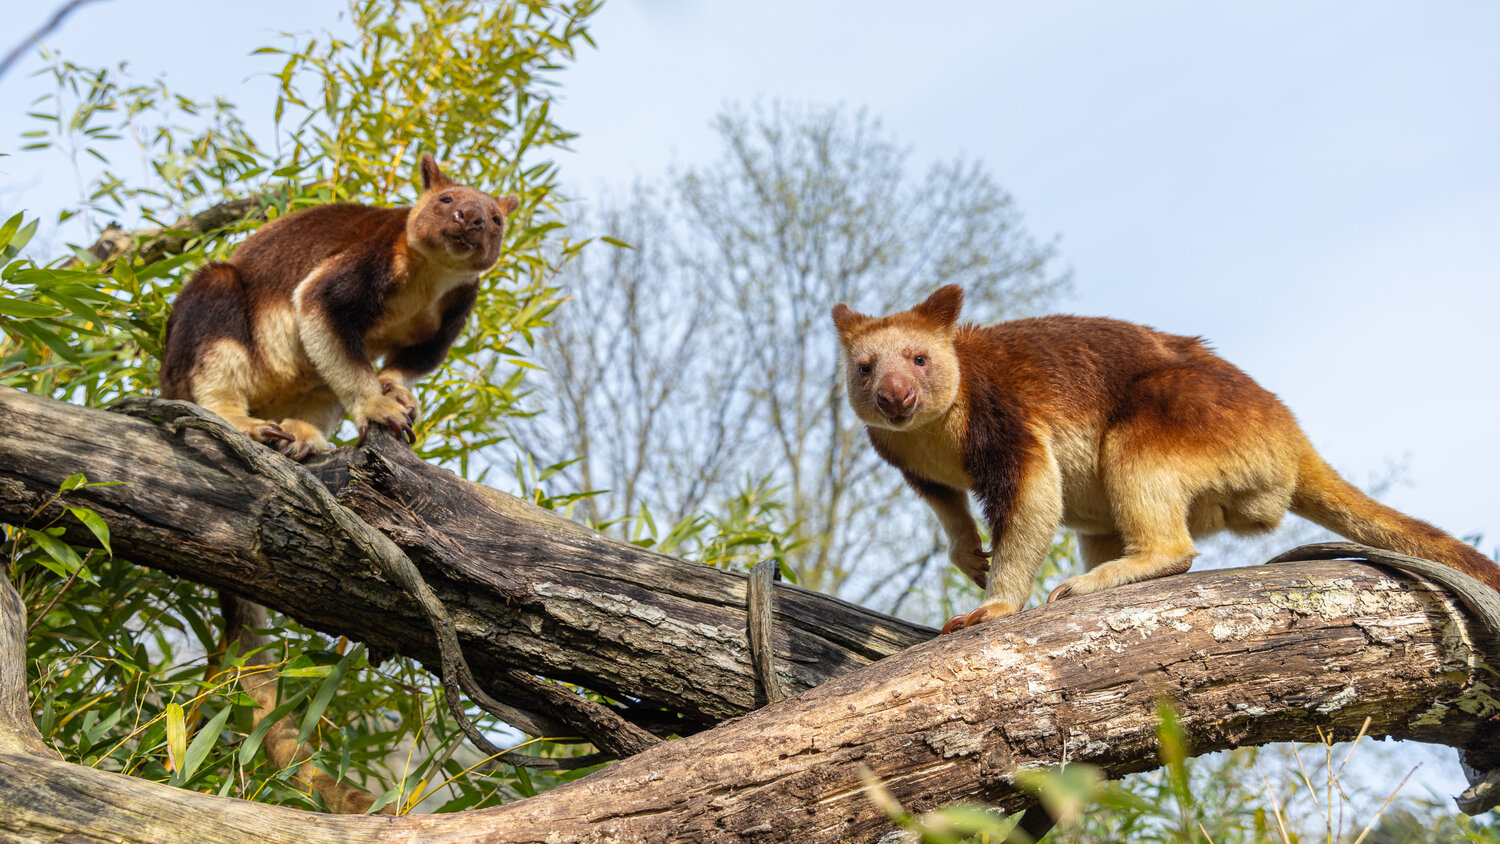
left=2, top=561, right=1496, bottom=842
left=1, top=387, right=1498, bottom=842
left=0, top=386, right=931, bottom=734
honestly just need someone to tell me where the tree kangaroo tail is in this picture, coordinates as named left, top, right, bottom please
left=219, top=592, right=387, bottom=814
left=1291, top=444, right=1500, bottom=593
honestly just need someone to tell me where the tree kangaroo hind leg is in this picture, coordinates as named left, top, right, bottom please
left=1051, top=452, right=1197, bottom=601
left=265, top=388, right=343, bottom=462
left=189, top=341, right=295, bottom=447
left=163, top=264, right=293, bottom=447
left=1077, top=532, right=1126, bottom=571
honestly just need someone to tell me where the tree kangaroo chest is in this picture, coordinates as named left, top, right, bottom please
left=881, top=426, right=973, bottom=491
left=366, top=274, right=472, bottom=359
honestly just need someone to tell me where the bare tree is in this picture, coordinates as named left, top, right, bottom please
left=517, top=186, right=758, bottom=530
left=521, top=102, right=1070, bottom=601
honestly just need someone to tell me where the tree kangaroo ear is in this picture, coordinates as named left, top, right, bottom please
left=831, top=303, right=871, bottom=340
left=499, top=195, right=520, bottom=216
left=419, top=154, right=453, bottom=192
left=914, top=284, right=964, bottom=329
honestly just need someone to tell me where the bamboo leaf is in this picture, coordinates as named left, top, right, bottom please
left=180, top=706, right=234, bottom=784
left=67, top=507, right=112, bottom=556
left=297, top=643, right=362, bottom=745
left=165, top=703, right=187, bottom=778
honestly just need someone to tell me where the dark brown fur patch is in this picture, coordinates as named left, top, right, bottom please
left=948, top=330, right=1035, bottom=538
left=160, top=263, right=252, bottom=400
left=384, top=282, right=479, bottom=376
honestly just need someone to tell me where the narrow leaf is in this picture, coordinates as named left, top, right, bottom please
left=180, top=705, right=234, bottom=784
left=297, top=643, right=362, bottom=744
left=67, top=507, right=112, bottom=556
left=165, top=703, right=187, bottom=778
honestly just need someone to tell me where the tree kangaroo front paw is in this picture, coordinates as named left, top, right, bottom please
left=950, top=544, right=991, bottom=589
left=353, top=393, right=416, bottom=444
left=377, top=376, right=419, bottom=423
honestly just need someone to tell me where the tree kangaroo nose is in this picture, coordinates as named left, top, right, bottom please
left=876, top=376, right=916, bottom=415
left=454, top=204, right=486, bottom=230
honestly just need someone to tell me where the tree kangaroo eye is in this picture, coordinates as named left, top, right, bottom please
left=914, top=355, right=927, bottom=366
left=491, top=216, right=503, bottom=225
left=440, top=196, right=453, bottom=204
left=858, top=363, right=872, bottom=375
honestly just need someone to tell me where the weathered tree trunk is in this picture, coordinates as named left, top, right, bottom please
left=2, top=556, right=1496, bottom=842
left=1, top=387, right=1497, bottom=842
left=0, top=386, right=931, bottom=734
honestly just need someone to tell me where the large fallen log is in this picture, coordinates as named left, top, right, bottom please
left=0, top=386, right=930, bottom=736
left=2, top=552, right=1496, bottom=841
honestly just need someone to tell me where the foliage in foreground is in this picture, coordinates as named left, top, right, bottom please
left=872, top=706, right=1499, bottom=843
left=3, top=0, right=612, bottom=811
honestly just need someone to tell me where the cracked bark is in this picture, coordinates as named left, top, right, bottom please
left=0, top=386, right=931, bottom=736
left=1, top=386, right=1497, bottom=841
left=2, top=558, right=1496, bottom=841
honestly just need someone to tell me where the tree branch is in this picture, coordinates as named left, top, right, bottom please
left=0, top=0, right=105, bottom=82
left=0, top=386, right=932, bottom=737
left=81, top=195, right=274, bottom=266
left=1, top=387, right=1496, bottom=839
left=2, top=552, right=1495, bottom=841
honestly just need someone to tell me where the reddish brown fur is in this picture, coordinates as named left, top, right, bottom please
left=160, top=154, right=518, bottom=458
left=834, top=285, right=1500, bottom=631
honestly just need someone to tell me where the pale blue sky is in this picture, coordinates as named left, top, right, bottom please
left=555, top=1, right=1500, bottom=559
left=2, top=2, right=1494, bottom=557
left=2, top=0, right=1494, bottom=807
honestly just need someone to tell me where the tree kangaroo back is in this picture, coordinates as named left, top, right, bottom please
left=831, top=284, right=1500, bottom=634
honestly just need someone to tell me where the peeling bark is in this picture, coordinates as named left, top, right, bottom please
left=1, top=560, right=1496, bottom=841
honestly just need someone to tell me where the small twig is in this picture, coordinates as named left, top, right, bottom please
left=24, top=556, right=85, bottom=635
left=1335, top=716, right=1372, bottom=776
left=0, top=0, right=106, bottom=81
left=1349, top=765, right=1418, bottom=844
left=1261, top=771, right=1293, bottom=844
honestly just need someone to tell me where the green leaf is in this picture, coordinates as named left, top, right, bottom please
left=339, top=727, right=352, bottom=782
left=24, top=528, right=96, bottom=583
left=179, top=705, right=233, bottom=785
left=0, top=213, right=21, bottom=250
left=67, top=507, right=112, bottom=556
left=8, top=217, right=38, bottom=256
left=0, top=297, right=63, bottom=319
left=297, top=643, right=362, bottom=745
left=368, top=784, right=401, bottom=814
